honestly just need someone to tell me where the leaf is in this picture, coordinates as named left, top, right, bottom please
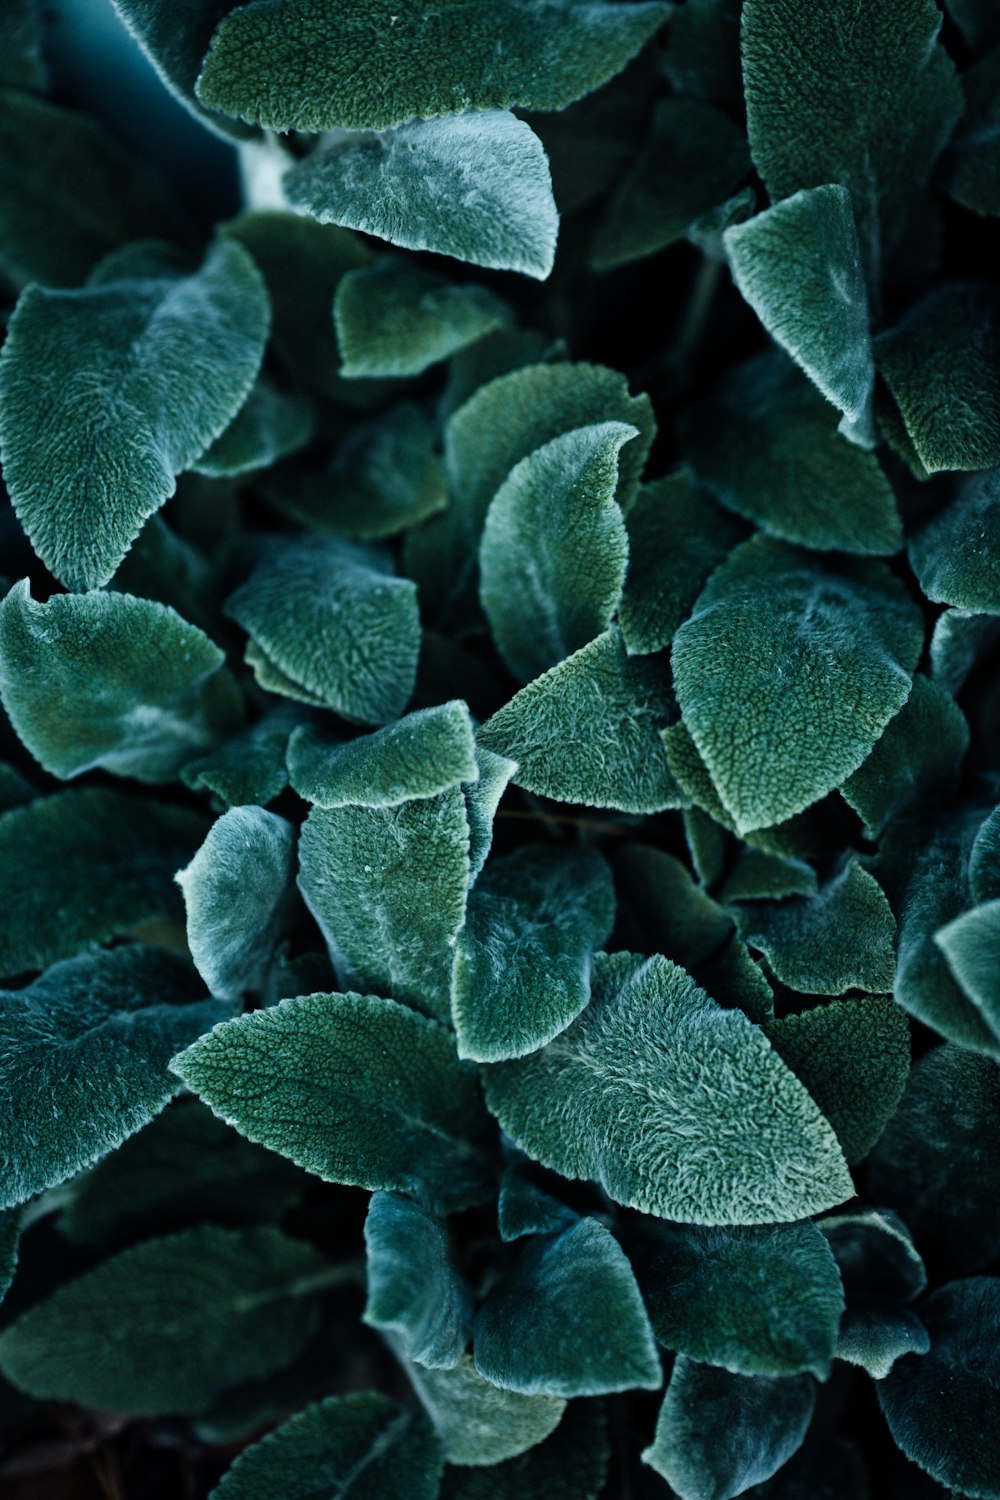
left=110, top=0, right=255, bottom=140
left=591, top=97, right=750, bottom=269
left=935, top=900, right=1000, bottom=1037
left=680, top=353, right=902, bottom=554
left=0, top=1212, right=18, bottom=1306
left=0, top=787, right=206, bottom=978
left=672, top=537, right=924, bottom=833
left=879, top=1278, right=1000, bottom=1498
left=364, top=1193, right=471, bottom=1369
left=284, top=113, right=558, bottom=281
left=182, top=710, right=297, bottom=808
left=643, top=1360, right=815, bottom=1500
left=735, top=859, right=897, bottom=996
left=0, top=238, right=269, bottom=591
left=836, top=1306, right=930, bottom=1381
left=947, top=0, right=1000, bottom=50
left=618, top=472, right=746, bottom=655
left=335, top=261, right=512, bottom=379
left=480, top=422, right=633, bottom=682
left=399, top=1353, right=565, bottom=1467
left=614, top=844, right=734, bottom=970
left=876, top=285, right=1000, bottom=474
left=478, top=628, right=682, bottom=814
left=210, top=1392, right=443, bottom=1500
left=947, top=48, right=1000, bottom=219
left=196, top=0, right=666, bottom=132
left=172, top=992, right=493, bottom=1214
left=191, top=380, right=315, bottom=478
left=0, top=582, right=243, bottom=783
left=288, top=702, right=476, bottom=810
left=971, top=807, right=1000, bottom=903
left=630, top=1220, right=843, bottom=1379
left=483, top=952, right=852, bottom=1225
left=661, top=0, right=742, bottom=110
left=718, top=849, right=818, bottom=905
left=931, top=608, right=1000, bottom=694
left=911, top=470, right=1000, bottom=610
left=496, top=1161, right=579, bottom=1243
left=0, top=90, right=178, bottom=289
left=225, top=537, right=419, bottom=724
left=177, top=807, right=296, bottom=1001
left=0, top=1226, right=335, bottom=1416
left=464, top=746, right=516, bottom=886
left=821, top=1207, right=927, bottom=1305
left=0, top=946, right=226, bottom=1211
left=439, top=1401, right=608, bottom=1500
left=841, top=676, right=969, bottom=837
left=453, top=844, right=615, bottom=1062
left=0, top=0, right=45, bottom=91
left=868, top=1045, right=1000, bottom=1274
left=298, top=790, right=470, bottom=1020
left=439, top=327, right=562, bottom=422
left=741, top=0, right=961, bottom=292
left=739, top=1438, right=869, bottom=1500
left=474, top=1217, right=660, bottom=1397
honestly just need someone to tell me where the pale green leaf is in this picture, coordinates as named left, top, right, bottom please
left=191, top=380, right=315, bottom=478
left=182, top=710, right=297, bottom=808
left=0, top=238, right=269, bottom=590
left=936, top=899, right=1000, bottom=1038
left=399, top=1352, right=565, bottom=1467
left=364, top=1193, right=471, bottom=1369
left=836, top=1306, right=930, bottom=1380
left=439, top=1402, right=608, bottom=1500
left=172, top=992, right=493, bottom=1213
left=288, top=702, right=476, bottom=810
left=483, top=952, right=852, bottom=1224
left=841, top=675, right=969, bottom=836
left=911, top=470, right=1000, bottom=610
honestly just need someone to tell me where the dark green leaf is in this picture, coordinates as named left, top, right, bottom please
left=364, top=1193, right=471, bottom=1369
left=399, top=1352, right=565, bottom=1466
left=836, top=1306, right=930, bottom=1381
left=0, top=238, right=269, bottom=590
left=662, top=0, right=741, bottom=109
left=110, top=0, right=255, bottom=139
left=439, top=1401, right=608, bottom=1500
left=947, top=0, right=1000, bottom=50
left=172, top=992, right=493, bottom=1213
left=947, top=48, right=1000, bottom=219
left=496, top=1161, right=578, bottom=1243
left=483, top=952, right=852, bottom=1224
left=971, top=807, right=1000, bottom=903
left=288, top=702, right=476, bottom=810
left=911, top=470, right=1000, bottom=610
left=191, top=380, right=315, bottom=478
left=465, top=746, right=516, bottom=885
left=0, top=1212, right=18, bottom=1306
left=182, top=710, right=297, bottom=808
left=931, top=608, right=1000, bottom=694
left=841, top=676, right=969, bottom=836
left=936, top=899, right=1000, bottom=1037
left=0, top=0, right=45, bottom=90
left=718, top=849, right=817, bottom=905
left=820, top=1208, right=927, bottom=1305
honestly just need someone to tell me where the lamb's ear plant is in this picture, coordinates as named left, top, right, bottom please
left=0, top=1, right=998, bottom=1495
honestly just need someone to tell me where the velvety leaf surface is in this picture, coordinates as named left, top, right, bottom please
left=0, top=1212, right=19, bottom=1306
left=630, top=1220, right=843, bottom=1378
left=936, top=899, right=1000, bottom=1036
left=841, top=676, right=969, bottom=836
left=0, top=238, right=269, bottom=590
left=478, top=628, right=681, bottom=814
left=210, top=1392, right=443, bottom=1500
left=947, top=48, right=1000, bottom=218
left=971, top=806, right=1000, bottom=903
left=196, top=0, right=666, bottom=131
left=335, top=262, right=511, bottom=379
left=364, top=1193, right=471, bottom=1369
left=836, top=1305, right=930, bottom=1380
left=644, top=1360, right=815, bottom=1500
left=225, top=537, right=419, bottom=724
left=910, top=469, right=1000, bottom=610
left=464, top=745, right=516, bottom=885
left=191, top=380, right=315, bottom=477
left=298, top=789, right=470, bottom=1020
left=110, top=0, right=255, bottom=139
left=182, top=710, right=296, bottom=808
left=718, top=849, right=818, bottom=905
left=879, top=1278, right=1000, bottom=1497
left=399, top=1352, right=565, bottom=1467
left=614, top=844, right=733, bottom=966
left=483, top=952, right=852, bottom=1224
left=0, top=582, right=242, bottom=783
left=177, top=807, right=296, bottom=1000
left=288, top=702, right=476, bottom=810
left=474, top=1217, right=659, bottom=1397
left=672, top=537, right=923, bottom=832
left=0, top=787, right=206, bottom=978
left=821, top=1207, right=927, bottom=1305
left=0, top=1226, right=333, bottom=1416
left=480, top=422, right=633, bottom=682
left=453, top=844, right=615, bottom=1061
left=496, top=1162, right=579, bottom=1243
left=284, top=113, right=559, bottom=280
left=0, top=948, right=224, bottom=1211
left=172, top=992, right=493, bottom=1213
left=725, top=186, right=874, bottom=442
left=930, top=608, right=1000, bottom=694
left=439, top=1401, right=608, bottom=1499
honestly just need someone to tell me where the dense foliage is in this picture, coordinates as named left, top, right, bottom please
left=0, top=0, right=999, bottom=1495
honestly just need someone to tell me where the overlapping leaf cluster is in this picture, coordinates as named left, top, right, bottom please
left=0, top=0, right=999, bottom=1495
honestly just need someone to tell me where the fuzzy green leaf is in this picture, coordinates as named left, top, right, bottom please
left=672, top=537, right=923, bottom=833
left=364, top=1193, right=471, bottom=1370
left=936, top=899, right=1000, bottom=1036
left=496, top=1162, right=579, bottom=1243
left=821, top=1207, right=927, bottom=1305
left=399, top=1353, right=565, bottom=1467
left=453, top=844, right=615, bottom=1062
left=110, top=0, right=257, bottom=139
left=841, top=675, right=969, bottom=836
left=0, top=947, right=225, bottom=1211
left=0, top=787, right=206, bottom=978
left=971, top=807, right=1000, bottom=903
left=479, top=628, right=681, bottom=814
left=196, top=0, right=666, bottom=132
left=172, top=992, right=493, bottom=1213
left=210, top=1392, right=444, bottom=1500
left=836, top=1305, right=930, bottom=1381
left=336, top=262, right=512, bottom=379
left=483, top=952, right=852, bottom=1224
left=284, top=113, right=558, bottom=281
left=225, top=537, right=419, bottom=724
left=631, top=1220, right=843, bottom=1379
left=0, top=1226, right=334, bottom=1416
left=465, top=746, right=516, bottom=886
left=0, top=239, right=269, bottom=590
left=0, top=1212, right=19, bottom=1306
left=911, top=470, right=1000, bottom=611
left=288, top=703, right=476, bottom=811
left=182, top=710, right=296, bottom=808
left=191, top=380, right=315, bottom=478
left=725, top=186, right=874, bottom=442
left=298, top=789, right=470, bottom=1020
left=879, top=1278, right=1000, bottom=1498
left=718, top=849, right=817, bottom=905
left=644, top=1360, right=815, bottom=1500
left=0, top=582, right=242, bottom=783
left=480, top=423, right=633, bottom=682
left=931, top=609, right=1000, bottom=694
left=439, top=1402, right=608, bottom=1500
left=948, top=48, right=1000, bottom=219
left=474, top=1217, right=660, bottom=1397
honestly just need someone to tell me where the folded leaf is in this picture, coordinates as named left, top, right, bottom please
left=837, top=1306, right=930, bottom=1381
left=480, top=423, right=633, bottom=682
left=211, top=1392, right=443, bottom=1500
left=821, top=1208, right=927, bottom=1305
left=110, top=0, right=256, bottom=139
left=841, top=676, right=969, bottom=837
left=399, top=1352, right=565, bottom=1466
left=196, top=0, right=666, bottom=132
left=497, top=1162, right=579, bottom=1243
left=284, top=113, right=558, bottom=281
left=478, top=628, right=682, bottom=814
left=191, top=380, right=315, bottom=477
left=0, top=582, right=243, bottom=783
left=453, top=844, right=614, bottom=1062
left=936, top=899, right=1000, bottom=1037
left=439, top=1401, right=608, bottom=1499
left=911, top=469, right=1000, bottom=610
left=483, top=952, right=852, bottom=1224
left=465, top=746, right=516, bottom=886
left=172, top=992, right=493, bottom=1213
left=643, top=1359, right=815, bottom=1500
left=0, top=1226, right=334, bottom=1416
left=182, top=710, right=296, bottom=808
left=336, top=262, right=512, bottom=379
left=288, top=702, right=476, bottom=810
left=672, top=537, right=923, bottom=832
left=364, top=1193, right=471, bottom=1370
